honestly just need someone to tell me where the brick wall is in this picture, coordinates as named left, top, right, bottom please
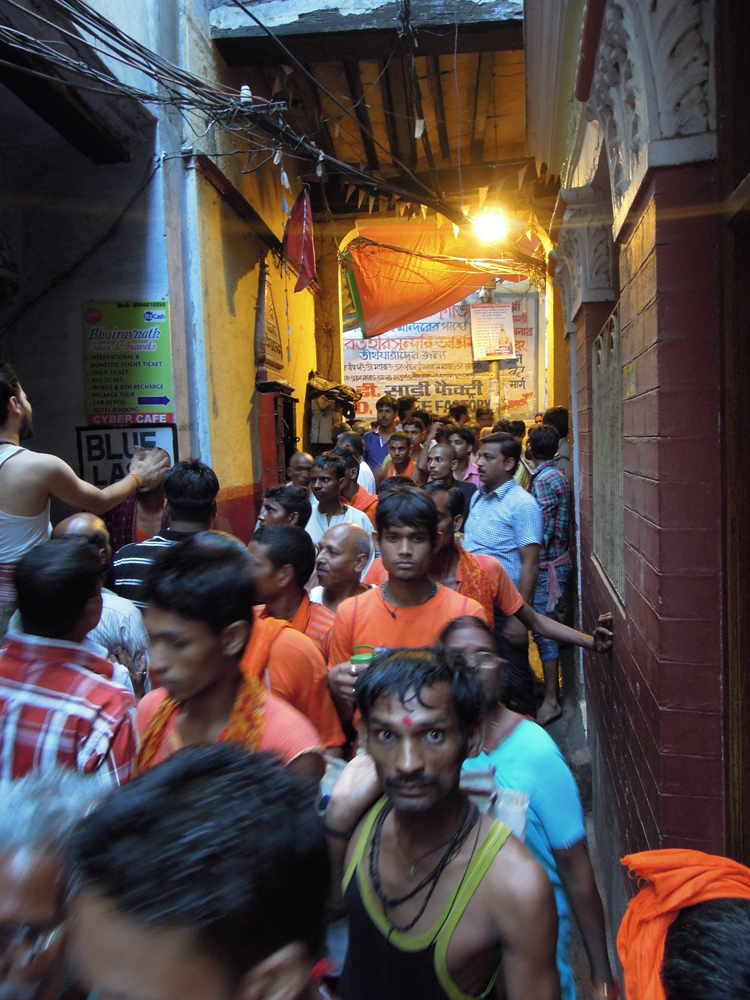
left=577, top=163, right=725, bottom=919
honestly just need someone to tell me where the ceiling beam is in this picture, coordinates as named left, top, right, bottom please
left=289, top=66, right=338, bottom=161
left=379, top=58, right=417, bottom=170
left=471, top=52, right=496, bottom=165
left=426, top=55, right=450, bottom=163
left=342, top=62, right=380, bottom=171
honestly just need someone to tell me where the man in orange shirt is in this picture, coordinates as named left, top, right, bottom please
left=249, top=525, right=334, bottom=657
left=335, top=445, right=378, bottom=527
left=384, top=431, right=415, bottom=479
left=365, top=482, right=613, bottom=666
left=135, top=532, right=325, bottom=780
left=328, top=489, right=487, bottom=719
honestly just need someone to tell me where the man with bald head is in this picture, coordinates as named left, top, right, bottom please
left=52, top=514, right=149, bottom=695
left=310, top=523, right=372, bottom=612
left=286, top=451, right=313, bottom=491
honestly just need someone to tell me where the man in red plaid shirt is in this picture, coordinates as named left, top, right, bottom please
left=0, top=536, right=136, bottom=785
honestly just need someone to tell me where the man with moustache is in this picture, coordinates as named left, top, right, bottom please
left=311, top=523, right=372, bottom=612
left=286, top=451, right=314, bottom=491
left=305, top=453, right=373, bottom=546
left=328, top=647, right=559, bottom=1000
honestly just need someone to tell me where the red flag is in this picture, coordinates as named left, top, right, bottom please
left=285, top=189, right=316, bottom=292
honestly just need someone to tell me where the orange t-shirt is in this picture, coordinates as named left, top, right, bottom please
left=385, top=458, right=415, bottom=478
left=328, top=584, right=488, bottom=666
left=135, top=687, right=322, bottom=766
left=363, top=553, right=523, bottom=617
left=348, top=487, right=378, bottom=528
left=256, top=595, right=335, bottom=660
left=243, top=616, right=345, bottom=748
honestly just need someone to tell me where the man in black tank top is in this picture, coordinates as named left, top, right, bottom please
left=330, top=647, right=560, bottom=1000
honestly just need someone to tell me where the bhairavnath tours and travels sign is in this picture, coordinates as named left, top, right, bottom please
left=343, top=290, right=539, bottom=419
left=83, top=300, right=174, bottom=425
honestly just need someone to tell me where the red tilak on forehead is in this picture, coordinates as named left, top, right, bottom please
left=402, top=715, right=412, bottom=726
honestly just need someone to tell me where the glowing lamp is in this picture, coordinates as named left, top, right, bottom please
left=473, top=211, right=507, bottom=243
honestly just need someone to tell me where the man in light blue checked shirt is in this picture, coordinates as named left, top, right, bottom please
left=463, top=432, right=542, bottom=716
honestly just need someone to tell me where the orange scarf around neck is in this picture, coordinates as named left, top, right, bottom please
left=617, top=848, right=750, bottom=1000
left=133, top=617, right=290, bottom=776
left=456, top=546, right=495, bottom=622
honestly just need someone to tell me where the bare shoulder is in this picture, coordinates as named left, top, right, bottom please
left=484, top=829, right=553, bottom=919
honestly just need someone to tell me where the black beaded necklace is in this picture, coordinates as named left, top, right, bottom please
left=368, top=799, right=478, bottom=933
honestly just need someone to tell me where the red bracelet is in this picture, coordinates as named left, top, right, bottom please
left=129, top=472, right=142, bottom=488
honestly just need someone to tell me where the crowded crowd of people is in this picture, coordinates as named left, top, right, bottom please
left=0, top=362, right=749, bottom=1000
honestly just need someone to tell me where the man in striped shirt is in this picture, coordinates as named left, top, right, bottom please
left=0, top=537, right=136, bottom=785
left=110, top=458, right=219, bottom=611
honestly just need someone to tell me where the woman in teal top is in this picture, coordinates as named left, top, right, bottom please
left=441, top=616, right=617, bottom=1000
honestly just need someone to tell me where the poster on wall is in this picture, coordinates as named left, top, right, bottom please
left=343, top=290, right=539, bottom=421
left=496, top=293, right=538, bottom=417
left=343, top=301, right=491, bottom=419
left=470, top=301, right=516, bottom=360
left=76, top=424, right=178, bottom=488
left=83, top=300, right=174, bottom=425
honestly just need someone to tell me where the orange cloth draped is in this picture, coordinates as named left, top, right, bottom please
left=617, top=848, right=750, bottom=1000
left=343, top=223, right=540, bottom=339
left=134, top=671, right=266, bottom=776
left=455, top=546, right=496, bottom=622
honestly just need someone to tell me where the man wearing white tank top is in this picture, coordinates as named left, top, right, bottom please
left=0, top=362, right=169, bottom=638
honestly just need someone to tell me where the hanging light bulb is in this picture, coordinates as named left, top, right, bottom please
left=473, top=211, right=507, bottom=243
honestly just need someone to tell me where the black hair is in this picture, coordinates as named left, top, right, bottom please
left=528, top=425, right=559, bottom=461
left=356, top=646, right=484, bottom=742
left=439, top=615, right=497, bottom=648
left=0, top=361, right=21, bottom=423
left=401, top=415, right=425, bottom=432
left=396, top=395, right=418, bottom=419
left=15, top=537, right=101, bottom=639
left=448, top=404, right=469, bottom=421
left=377, top=476, right=419, bottom=496
left=335, top=431, right=364, bottom=458
left=479, top=432, right=521, bottom=473
left=143, top=532, right=256, bottom=637
left=251, top=525, right=316, bottom=589
left=333, top=445, right=360, bottom=474
left=445, top=426, right=476, bottom=448
left=661, top=898, right=750, bottom=1000
left=543, top=405, right=569, bottom=439
left=312, top=452, right=345, bottom=480
left=492, top=419, right=511, bottom=434
left=422, top=481, right=465, bottom=520
left=375, top=488, right=439, bottom=543
left=164, top=459, right=220, bottom=522
left=376, top=395, right=398, bottom=410
left=262, top=485, right=312, bottom=528
left=388, top=431, right=410, bottom=447
left=434, top=424, right=458, bottom=445
left=508, top=419, right=526, bottom=439
left=67, top=745, right=329, bottom=984
left=412, top=409, right=431, bottom=429
left=476, top=407, right=494, bottom=420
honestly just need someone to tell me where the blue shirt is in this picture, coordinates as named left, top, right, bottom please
left=463, top=719, right=585, bottom=1000
left=362, top=430, right=391, bottom=472
left=463, top=478, right=542, bottom=585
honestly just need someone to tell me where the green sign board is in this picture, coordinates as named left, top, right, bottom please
left=83, top=300, right=174, bottom=425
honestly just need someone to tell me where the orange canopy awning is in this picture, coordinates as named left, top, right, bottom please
left=342, top=222, right=542, bottom=339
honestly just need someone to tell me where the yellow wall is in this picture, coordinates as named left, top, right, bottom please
left=195, top=173, right=316, bottom=489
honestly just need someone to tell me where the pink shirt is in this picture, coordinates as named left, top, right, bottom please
left=456, top=462, right=482, bottom=487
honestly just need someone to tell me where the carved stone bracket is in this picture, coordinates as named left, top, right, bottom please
left=587, top=0, right=715, bottom=235
left=551, top=183, right=615, bottom=332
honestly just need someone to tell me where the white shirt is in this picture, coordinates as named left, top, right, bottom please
left=305, top=504, right=374, bottom=546
left=357, top=461, right=376, bottom=493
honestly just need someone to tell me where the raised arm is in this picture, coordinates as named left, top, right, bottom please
left=516, top=542, right=539, bottom=605
left=514, top=604, right=614, bottom=654
left=412, top=421, right=438, bottom=485
left=44, top=446, right=170, bottom=515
